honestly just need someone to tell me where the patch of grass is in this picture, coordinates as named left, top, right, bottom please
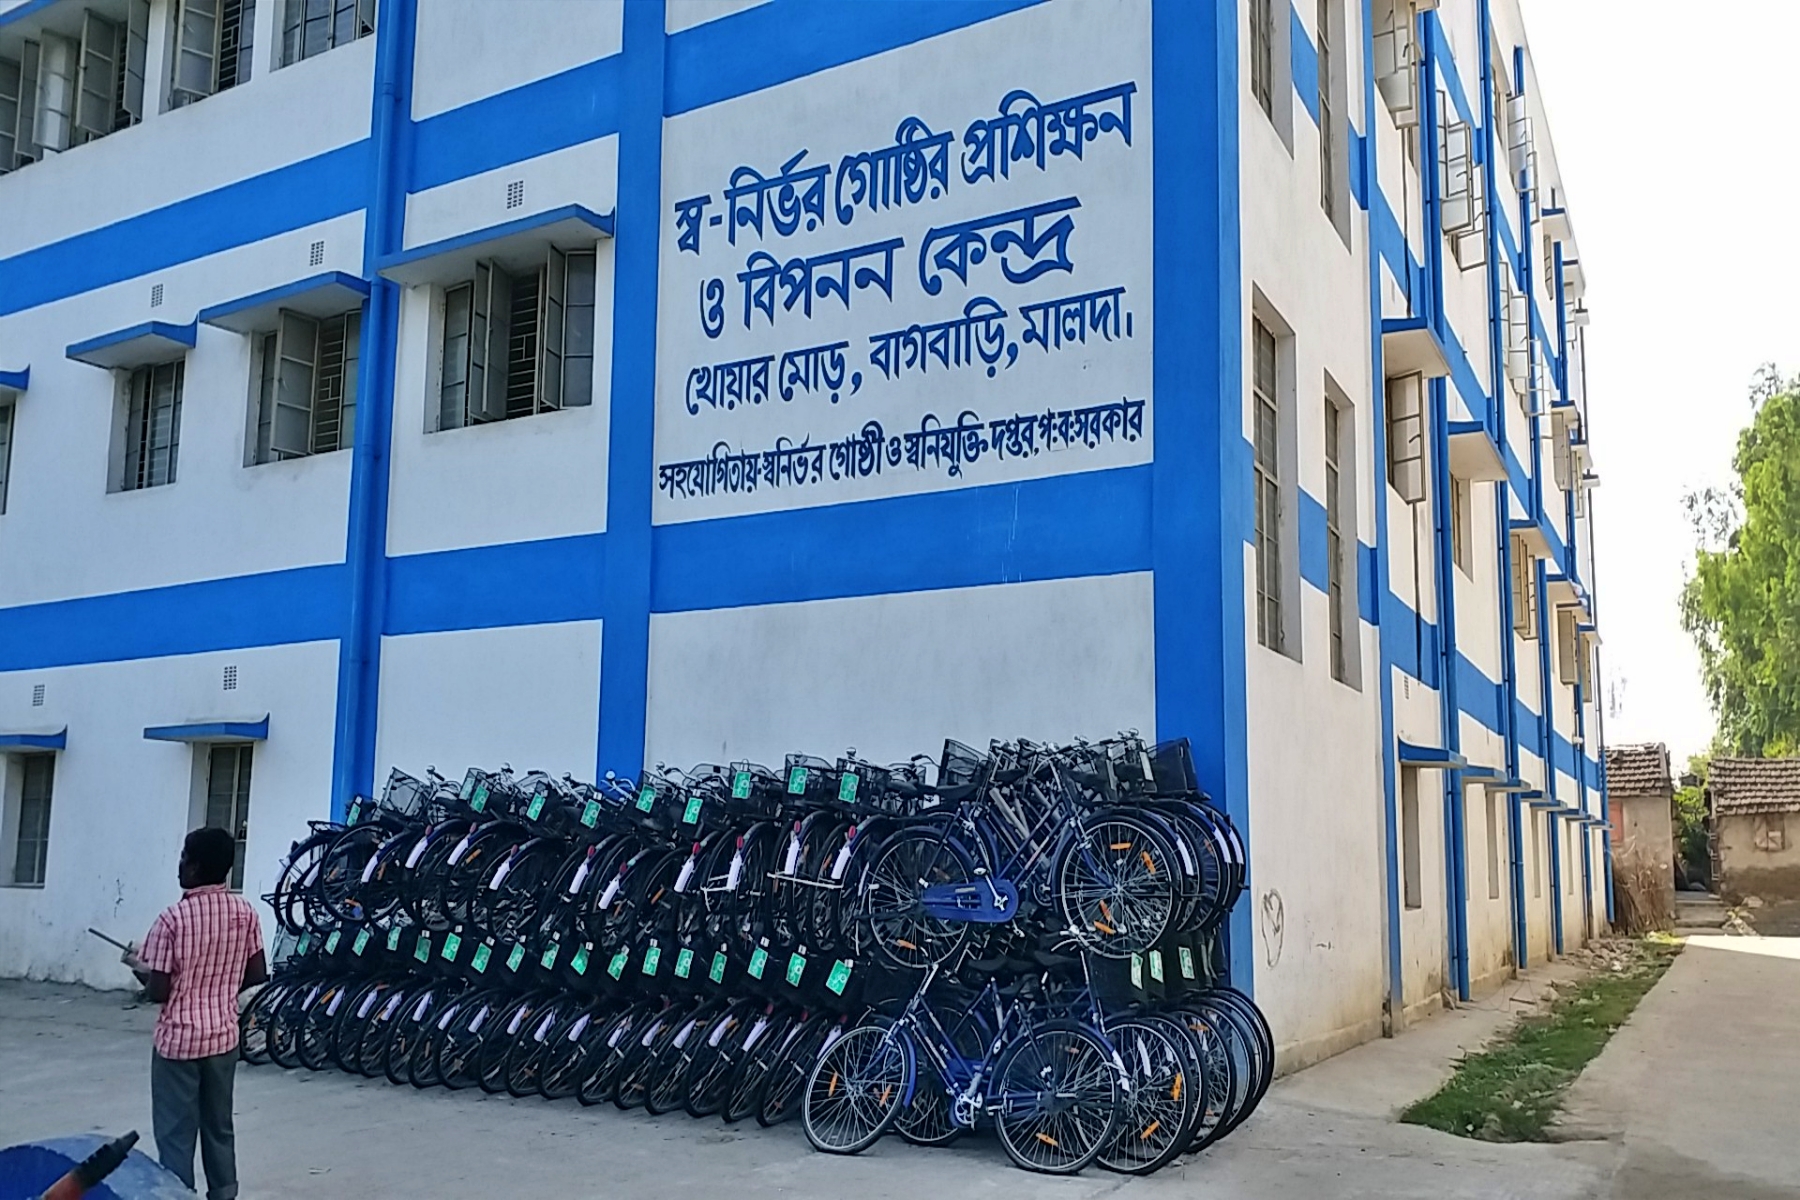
left=1400, top=939, right=1681, bottom=1141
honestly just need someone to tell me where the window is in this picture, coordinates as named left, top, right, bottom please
left=1317, top=0, right=1336, bottom=219
left=0, top=2, right=148, bottom=173
left=1371, top=0, right=1417, bottom=126
left=170, top=0, right=255, bottom=107
left=438, top=251, right=596, bottom=431
left=1550, top=412, right=1574, bottom=492
left=1325, top=395, right=1356, bottom=684
left=1400, top=767, right=1422, bottom=909
left=122, top=360, right=183, bottom=491
left=1485, top=790, right=1501, bottom=900
left=0, top=399, right=13, bottom=515
left=254, top=308, right=360, bottom=462
left=281, top=0, right=375, bottom=68
left=1556, top=609, right=1580, bottom=685
left=1252, top=318, right=1282, bottom=651
left=1450, top=474, right=1472, bottom=576
left=1248, top=0, right=1274, bottom=117
left=1510, top=534, right=1538, bottom=639
left=205, top=744, right=253, bottom=891
left=7, top=754, right=54, bottom=887
left=1385, top=373, right=1425, bottom=503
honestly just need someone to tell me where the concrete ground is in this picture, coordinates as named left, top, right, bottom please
left=0, top=945, right=1792, bottom=1199
left=1558, top=935, right=1800, bottom=1199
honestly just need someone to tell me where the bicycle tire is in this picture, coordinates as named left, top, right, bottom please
left=801, top=1023, right=911, bottom=1155
left=1097, top=1015, right=1199, bottom=1175
left=757, top=1014, right=837, bottom=1127
left=990, top=1020, right=1122, bottom=1175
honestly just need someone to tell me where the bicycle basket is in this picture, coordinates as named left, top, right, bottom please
left=378, top=769, right=430, bottom=819
left=1148, top=738, right=1200, bottom=796
left=938, top=739, right=988, bottom=790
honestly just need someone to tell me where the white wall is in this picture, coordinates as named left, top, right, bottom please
left=0, top=640, right=338, bottom=984
left=374, top=620, right=603, bottom=783
left=411, top=0, right=623, bottom=121
left=645, top=575, right=1155, bottom=770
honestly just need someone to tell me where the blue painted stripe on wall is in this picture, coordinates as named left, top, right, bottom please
left=666, top=0, right=1044, bottom=117
left=386, top=534, right=609, bottom=636
left=1299, top=491, right=1329, bottom=591
left=1290, top=4, right=1320, bottom=124
left=0, top=143, right=370, bottom=318
left=409, top=56, right=626, bottom=193
left=0, top=565, right=345, bottom=672
left=653, top=466, right=1153, bottom=614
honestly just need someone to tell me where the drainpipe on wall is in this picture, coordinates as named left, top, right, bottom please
left=1363, top=0, right=1406, bottom=1036
left=1478, top=0, right=1529, bottom=974
left=331, top=0, right=416, bottom=821
left=1419, top=17, right=1470, bottom=1001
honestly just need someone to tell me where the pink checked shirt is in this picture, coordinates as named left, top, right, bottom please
left=140, top=884, right=264, bottom=1060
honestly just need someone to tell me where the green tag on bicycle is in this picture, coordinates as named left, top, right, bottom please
left=787, top=766, right=808, bottom=795
left=526, top=792, right=546, bottom=821
left=571, top=945, right=591, bottom=975
left=682, top=795, right=704, bottom=824
left=386, top=926, right=403, bottom=952
left=1130, top=953, right=1144, bottom=990
left=325, top=930, right=341, bottom=954
left=353, top=929, right=371, bottom=956
left=1149, top=950, right=1164, bottom=982
left=825, top=959, right=853, bottom=995
left=838, top=772, right=859, bottom=802
left=785, top=952, right=806, bottom=987
left=1178, top=946, right=1196, bottom=979
left=636, top=785, right=656, bottom=812
left=642, top=945, right=661, bottom=976
left=346, top=801, right=362, bottom=826
left=470, top=783, right=489, bottom=813
left=541, top=942, right=560, bottom=971
left=506, top=943, right=526, bottom=973
left=732, top=771, right=751, bottom=799
left=709, top=950, right=727, bottom=983
left=472, top=943, right=491, bottom=973
left=414, top=932, right=431, bottom=963
left=748, top=947, right=769, bottom=979
left=675, top=948, right=694, bottom=979
left=581, top=800, right=601, bottom=828
left=296, top=932, right=312, bottom=956
left=441, top=932, right=461, bottom=962
left=460, top=770, right=477, bottom=801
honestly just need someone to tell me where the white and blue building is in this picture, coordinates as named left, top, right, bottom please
left=0, top=0, right=1608, bottom=1070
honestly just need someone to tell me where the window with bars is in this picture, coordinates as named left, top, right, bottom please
left=8, top=754, right=54, bottom=887
left=205, top=744, right=252, bottom=891
left=281, top=0, right=375, bottom=68
left=438, top=250, right=597, bottom=431
left=170, top=0, right=255, bottom=107
left=1252, top=317, right=1282, bottom=652
left=1325, top=399, right=1347, bottom=682
left=0, top=399, right=13, bottom=515
left=254, top=308, right=360, bottom=462
left=0, top=2, right=149, bottom=174
left=122, top=360, right=182, bottom=491
left=1317, top=0, right=1336, bottom=220
left=1248, top=0, right=1274, bottom=118
left=1510, top=533, right=1538, bottom=639
left=1450, top=474, right=1472, bottom=576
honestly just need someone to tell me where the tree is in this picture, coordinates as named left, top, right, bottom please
left=1680, top=365, right=1800, bottom=756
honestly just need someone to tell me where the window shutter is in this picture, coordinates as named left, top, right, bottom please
left=0, top=57, right=20, bottom=171
left=1557, top=610, right=1578, bottom=685
left=478, top=260, right=512, bottom=423
left=74, top=11, right=119, bottom=139
left=1385, top=373, right=1425, bottom=504
left=120, top=0, right=149, bottom=120
left=1510, top=535, right=1530, bottom=637
left=1439, top=118, right=1474, bottom=234
left=271, top=309, right=319, bottom=458
left=440, top=284, right=473, bottom=429
left=172, top=0, right=221, bottom=105
left=1505, top=286, right=1529, bottom=385
left=538, top=248, right=566, bottom=412
left=1507, top=95, right=1532, bottom=177
left=1372, top=1, right=1416, bottom=123
left=33, top=32, right=79, bottom=153
left=15, top=42, right=41, bottom=166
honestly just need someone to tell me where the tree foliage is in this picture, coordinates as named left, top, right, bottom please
left=1680, top=366, right=1800, bottom=756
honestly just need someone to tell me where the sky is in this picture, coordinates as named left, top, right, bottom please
left=1514, top=0, right=1800, bottom=765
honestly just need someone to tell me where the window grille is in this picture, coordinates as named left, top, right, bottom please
left=172, top=0, right=257, bottom=106
left=205, top=744, right=253, bottom=891
left=11, top=754, right=54, bottom=887
left=1510, top=534, right=1538, bottom=639
left=1248, top=0, right=1273, bottom=117
left=1317, top=0, right=1335, bottom=219
left=282, top=0, right=375, bottom=68
left=1325, top=400, right=1346, bottom=681
left=439, top=250, right=597, bottom=430
left=123, top=360, right=183, bottom=490
left=1252, top=318, right=1282, bottom=651
left=1385, top=373, right=1425, bottom=503
left=255, top=308, right=360, bottom=461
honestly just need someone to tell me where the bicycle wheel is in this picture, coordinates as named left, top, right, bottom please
left=1097, top=1015, right=1199, bottom=1175
left=1055, top=815, right=1179, bottom=958
left=296, top=983, right=348, bottom=1072
left=437, top=993, right=503, bottom=1090
left=758, top=1015, right=837, bottom=1127
left=990, top=1021, right=1122, bottom=1174
left=238, top=982, right=285, bottom=1066
left=722, top=1011, right=801, bottom=1124
left=894, top=1053, right=960, bottom=1147
left=853, top=828, right=975, bottom=970
left=576, top=1004, right=652, bottom=1107
left=386, top=986, right=447, bottom=1087
left=479, top=993, right=544, bottom=1094
left=539, top=1004, right=611, bottom=1101
left=505, top=998, right=574, bottom=1099
left=801, top=1024, right=912, bottom=1155
left=268, top=983, right=316, bottom=1070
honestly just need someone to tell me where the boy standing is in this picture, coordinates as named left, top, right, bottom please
left=123, top=826, right=268, bottom=1200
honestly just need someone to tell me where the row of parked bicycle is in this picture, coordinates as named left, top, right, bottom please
left=247, top=733, right=1267, bottom=1174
